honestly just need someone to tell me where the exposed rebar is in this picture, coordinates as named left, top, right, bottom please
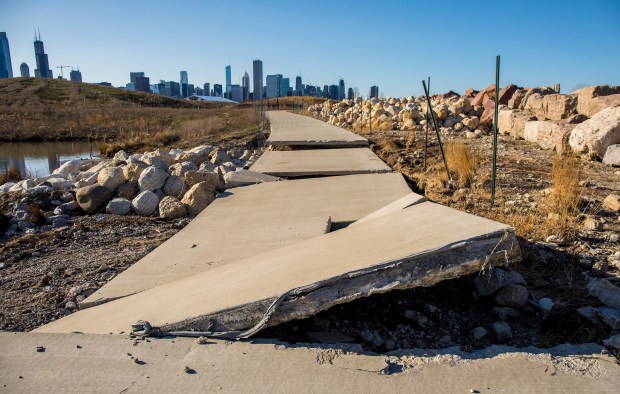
left=422, top=80, right=450, bottom=180
left=491, top=55, right=500, bottom=208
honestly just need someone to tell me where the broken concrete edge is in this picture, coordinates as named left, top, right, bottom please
left=159, top=229, right=520, bottom=336
left=351, top=193, right=427, bottom=226
left=266, top=140, right=369, bottom=147
left=258, top=168, right=393, bottom=178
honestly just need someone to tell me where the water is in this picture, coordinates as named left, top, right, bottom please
left=0, top=141, right=101, bottom=178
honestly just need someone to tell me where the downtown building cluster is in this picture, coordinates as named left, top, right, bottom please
left=0, top=32, right=376, bottom=102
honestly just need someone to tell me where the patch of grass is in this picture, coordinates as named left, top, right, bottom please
left=545, top=153, right=583, bottom=238
left=36, top=84, right=69, bottom=101
left=0, top=167, right=21, bottom=184
left=445, top=140, right=480, bottom=187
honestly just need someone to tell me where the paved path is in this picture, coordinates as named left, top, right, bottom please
left=3, top=333, right=618, bottom=393
left=82, top=173, right=413, bottom=308
left=266, top=110, right=368, bottom=147
left=250, top=148, right=392, bottom=177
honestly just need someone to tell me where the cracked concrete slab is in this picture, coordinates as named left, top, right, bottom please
left=224, top=169, right=280, bottom=189
left=80, top=173, right=412, bottom=308
left=351, top=192, right=426, bottom=226
left=250, top=148, right=392, bottom=177
left=5, top=334, right=618, bottom=391
left=266, top=111, right=368, bottom=147
left=37, top=202, right=520, bottom=336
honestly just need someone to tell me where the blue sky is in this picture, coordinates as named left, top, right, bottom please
left=2, top=0, right=619, bottom=97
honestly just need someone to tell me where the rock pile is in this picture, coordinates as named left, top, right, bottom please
left=0, top=145, right=263, bottom=238
left=307, top=84, right=620, bottom=164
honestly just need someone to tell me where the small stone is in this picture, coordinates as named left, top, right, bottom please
left=183, top=366, right=195, bottom=374
left=403, top=310, right=420, bottom=320
left=538, top=298, right=554, bottom=311
left=472, top=327, right=488, bottom=340
left=65, top=301, right=76, bottom=309
left=603, top=334, right=620, bottom=349
left=439, top=335, right=451, bottom=343
left=195, top=336, right=209, bottom=345
left=602, top=194, right=620, bottom=212
left=36, top=346, right=45, bottom=352
left=495, top=284, right=529, bottom=308
left=491, top=321, right=512, bottom=343
left=584, top=217, right=602, bottom=231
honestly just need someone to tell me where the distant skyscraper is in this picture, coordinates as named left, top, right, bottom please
left=69, top=68, right=82, bottom=83
left=33, top=31, right=53, bottom=78
left=329, top=85, right=339, bottom=100
left=0, top=32, right=13, bottom=78
left=231, top=85, right=243, bottom=102
left=266, top=74, right=282, bottom=98
left=180, top=71, right=188, bottom=97
left=213, top=84, right=223, bottom=97
left=347, top=87, right=354, bottom=100
left=160, top=81, right=180, bottom=97
left=242, top=71, right=250, bottom=101
left=295, top=76, right=304, bottom=96
left=338, top=79, right=345, bottom=100
left=188, top=84, right=195, bottom=96
left=225, top=65, right=232, bottom=95
left=323, top=85, right=329, bottom=98
left=20, top=63, right=30, bottom=78
left=203, top=82, right=210, bottom=96
left=280, top=77, right=290, bottom=97
left=135, top=76, right=150, bottom=92
left=370, top=85, right=379, bottom=99
left=130, top=72, right=144, bottom=85
left=252, top=60, right=263, bottom=100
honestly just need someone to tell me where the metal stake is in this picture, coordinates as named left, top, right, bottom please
left=491, top=55, right=500, bottom=208
left=422, top=80, right=450, bottom=180
left=424, top=77, right=430, bottom=170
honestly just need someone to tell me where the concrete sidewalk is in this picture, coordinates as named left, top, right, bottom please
left=266, top=111, right=368, bottom=147
left=250, top=148, right=392, bottom=177
left=38, top=202, right=519, bottom=336
left=81, top=173, right=412, bottom=308
left=3, top=333, right=617, bottom=393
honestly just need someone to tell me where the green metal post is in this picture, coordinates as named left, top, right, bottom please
left=424, top=77, right=430, bottom=170
left=422, top=80, right=450, bottom=180
left=491, top=55, right=500, bottom=208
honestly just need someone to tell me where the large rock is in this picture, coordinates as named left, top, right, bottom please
left=581, top=94, right=620, bottom=118
left=184, top=170, right=223, bottom=191
left=143, top=148, right=174, bottom=166
left=97, top=167, right=125, bottom=192
left=176, top=152, right=207, bottom=167
left=541, top=94, right=577, bottom=121
left=131, top=191, right=159, bottom=216
left=507, top=89, right=527, bottom=109
left=524, top=120, right=574, bottom=152
left=471, top=85, right=496, bottom=107
left=117, top=181, right=138, bottom=200
left=494, top=284, right=529, bottom=308
left=169, top=161, right=197, bottom=177
left=462, top=116, right=480, bottom=131
left=568, top=106, right=620, bottom=158
left=602, top=194, right=620, bottom=212
left=106, top=198, right=131, bottom=215
left=112, top=150, right=129, bottom=166
left=181, top=181, right=216, bottom=216
left=210, top=149, right=233, bottom=165
left=76, top=185, right=112, bottom=214
left=123, top=160, right=147, bottom=182
left=497, top=84, right=519, bottom=105
left=575, top=85, right=620, bottom=117
left=586, top=278, right=620, bottom=310
left=474, top=268, right=509, bottom=297
left=138, top=166, right=169, bottom=192
left=498, top=109, right=536, bottom=138
left=518, top=87, right=556, bottom=111
left=603, top=144, right=620, bottom=166
left=163, top=175, right=187, bottom=198
left=53, top=159, right=81, bottom=176
left=158, top=196, right=187, bottom=219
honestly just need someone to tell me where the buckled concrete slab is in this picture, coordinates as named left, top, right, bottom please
left=38, top=202, right=520, bottom=336
left=3, top=333, right=617, bottom=392
left=224, top=169, right=280, bottom=189
left=81, top=173, right=412, bottom=308
left=250, top=148, right=392, bottom=177
left=266, top=111, right=368, bottom=147
left=351, top=192, right=426, bottom=226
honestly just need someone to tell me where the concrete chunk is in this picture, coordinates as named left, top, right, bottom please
left=37, top=202, right=520, bottom=336
left=224, top=170, right=280, bottom=189
left=266, top=111, right=368, bottom=147
left=81, top=173, right=412, bottom=307
left=250, top=148, right=392, bottom=177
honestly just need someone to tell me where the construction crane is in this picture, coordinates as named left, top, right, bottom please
left=56, top=65, right=70, bottom=79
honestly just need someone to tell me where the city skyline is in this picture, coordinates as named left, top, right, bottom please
left=1, top=0, right=619, bottom=97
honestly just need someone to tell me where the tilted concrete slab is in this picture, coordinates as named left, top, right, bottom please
left=224, top=169, right=280, bottom=189
left=250, top=148, right=392, bottom=177
left=351, top=192, right=426, bottom=226
left=2, top=333, right=618, bottom=393
left=38, top=202, right=520, bottom=335
left=81, top=173, right=412, bottom=308
left=266, top=110, right=368, bottom=147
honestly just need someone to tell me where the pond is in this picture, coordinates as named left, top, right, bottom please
left=0, top=141, right=101, bottom=178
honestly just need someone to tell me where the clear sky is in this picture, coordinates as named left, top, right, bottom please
left=2, top=0, right=619, bottom=97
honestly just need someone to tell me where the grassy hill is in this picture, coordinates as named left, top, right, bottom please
left=0, top=78, right=263, bottom=152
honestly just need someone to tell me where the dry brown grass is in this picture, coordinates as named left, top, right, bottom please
left=544, top=153, right=583, bottom=238
left=0, top=167, right=21, bottom=184
left=445, top=140, right=480, bottom=187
